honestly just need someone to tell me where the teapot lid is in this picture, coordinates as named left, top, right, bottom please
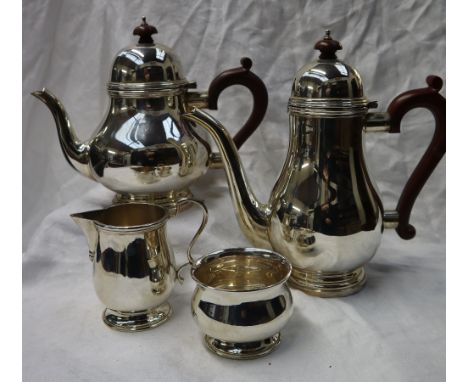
left=288, top=31, right=369, bottom=117
left=107, top=17, right=195, bottom=98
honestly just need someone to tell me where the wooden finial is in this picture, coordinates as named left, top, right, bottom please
left=133, top=17, right=158, bottom=44
left=314, top=30, right=342, bottom=59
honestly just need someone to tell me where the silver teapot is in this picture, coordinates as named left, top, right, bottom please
left=32, top=18, right=267, bottom=208
left=184, top=31, right=446, bottom=297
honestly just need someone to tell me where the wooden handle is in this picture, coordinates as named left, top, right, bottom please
left=386, top=75, right=446, bottom=239
left=207, top=57, right=268, bottom=149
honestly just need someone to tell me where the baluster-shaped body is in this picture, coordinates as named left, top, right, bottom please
left=183, top=30, right=446, bottom=298
left=71, top=203, right=176, bottom=331
left=32, top=18, right=268, bottom=209
left=269, top=115, right=383, bottom=296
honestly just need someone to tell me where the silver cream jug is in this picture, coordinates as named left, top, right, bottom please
left=33, top=18, right=267, bottom=208
left=183, top=31, right=446, bottom=297
left=71, top=201, right=207, bottom=331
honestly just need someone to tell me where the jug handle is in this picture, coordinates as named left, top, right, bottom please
left=383, top=75, right=446, bottom=239
left=206, top=57, right=268, bottom=150
left=174, top=199, right=209, bottom=283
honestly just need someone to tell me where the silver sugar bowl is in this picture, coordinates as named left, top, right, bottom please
left=190, top=248, right=293, bottom=359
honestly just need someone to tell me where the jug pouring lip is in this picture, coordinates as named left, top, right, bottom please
left=70, top=202, right=170, bottom=233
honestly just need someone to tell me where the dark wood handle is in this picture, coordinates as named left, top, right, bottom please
left=387, top=75, right=446, bottom=240
left=207, top=57, right=268, bottom=148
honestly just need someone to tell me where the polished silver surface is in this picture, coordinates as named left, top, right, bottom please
left=190, top=248, right=293, bottom=359
left=291, top=60, right=363, bottom=98
left=288, top=46, right=367, bottom=118
left=383, top=210, right=400, bottom=229
left=31, top=19, right=244, bottom=206
left=183, top=110, right=272, bottom=248
left=109, top=43, right=187, bottom=84
left=71, top=200, right=208, bottom=331
left=185, top=108, right=383, bottom=297
left=288, top=267, right=367, bottom=298
left=30, top=90, right=93, bottom=180
left=364, top=112, right=391, bottom=132
left=288, top=97, right=369, bottom=118
left=103, top=303, right=172, bottom=332
left=107, top=20, right=198, bottom=98
left=268, top=115, right=383, bottom=274
left=182, top=31, right=391, bottom=297
left=204, top=333, right=281, bottom=360
left=32, top=87, right=212, bottom=207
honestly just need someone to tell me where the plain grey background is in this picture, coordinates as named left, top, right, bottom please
left=23, top=1, right=445, bottom=380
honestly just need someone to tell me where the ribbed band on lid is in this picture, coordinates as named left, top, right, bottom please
left=107, top=17, right=192, bottom=97
left=288, top=97, right=369, bottom=117
left=289, top=31, right=367, bottom=117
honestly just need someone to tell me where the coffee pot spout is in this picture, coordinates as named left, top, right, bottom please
left=32, top=88, right=92, bottom=179
left=70, top=212, right=99, bottom=261
left=183, top=108, right=271, bottom=248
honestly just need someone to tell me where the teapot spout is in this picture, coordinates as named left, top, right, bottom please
left=183, top=108, right=271, bottom=248
left=70, top=212, right=99, bottom=261
left=31, top=88, right=92, bottom=178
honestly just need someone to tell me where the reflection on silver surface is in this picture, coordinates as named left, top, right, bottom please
left=183, top=109, right=271, bottom=248
left=30, top=90, right=93, bottom=179
left=291, top=59, right=364, bottom=99
left=32, top=22, right=253, bottom=207
left=204, top=334, right=281, bottom=360
left=288, top=52, right=368, bottom=118
left=181, top=32, right=394, bottom=297
left=198, top=296, right=287, bottom=326
left=33, top=88, right=211, bottom=206
left=71, top=200, right=208, bottom=331
left=184, top=76, right=385, bottom=297
left=110, top=43, right=186, bottom=85
left=71, top=203, right=175, bottom=330
left=187, top=109, right=383, bottom=278
left=268, top=116, right=383, bottom=273
left=90, top=96, right=210, bottom=196
left=191, top=248, right=293, bottom=359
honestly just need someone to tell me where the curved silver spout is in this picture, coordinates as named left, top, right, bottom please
left=31, top=88, right=92, bottom=178
left=183, top=108, right=271, bottom=248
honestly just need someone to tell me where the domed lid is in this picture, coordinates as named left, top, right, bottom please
left=288, top=31, right=369, bottom=117
left=107, top=17, right=195, bottom=97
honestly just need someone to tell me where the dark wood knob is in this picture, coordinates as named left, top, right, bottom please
left=133, top=17, right=158, bottom=44
left=314, top=30, right=342, bottom=59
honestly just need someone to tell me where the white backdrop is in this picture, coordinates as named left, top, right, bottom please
left=23, top=0, right=445, bottom=381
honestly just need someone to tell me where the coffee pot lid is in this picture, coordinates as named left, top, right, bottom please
left=107, top=17, right=195, bottom=97
left=288, top=31, right=369, bottom=117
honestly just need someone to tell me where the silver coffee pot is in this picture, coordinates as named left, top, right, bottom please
left=184, top=31, right=446, bottom=297
left=32, top=18, right=267, bottom=208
